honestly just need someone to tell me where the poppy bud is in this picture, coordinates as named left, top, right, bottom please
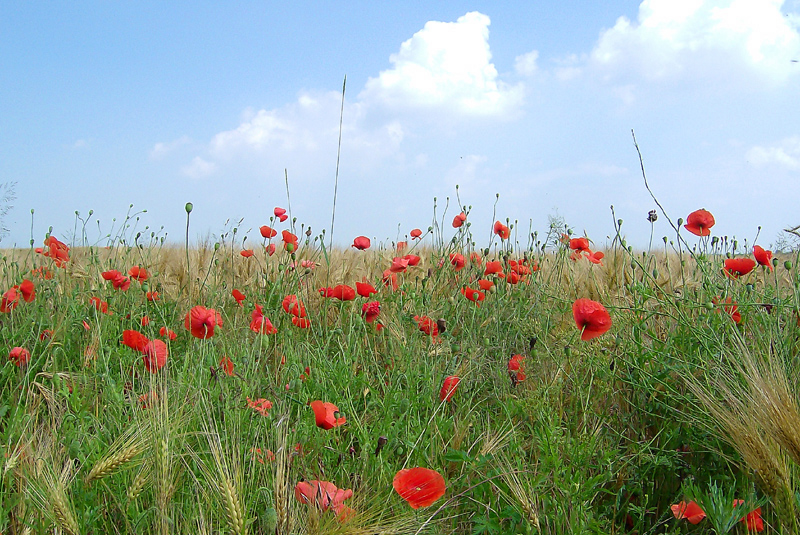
left=185, top=202, right=193, bottom=213
left=677, top=217, right=683, bottom=226
left=652, top=269, right=658, bottom=278
left=375, top=436, right=388, bottom=456
left=785, top=261, right=793, bottom=270
left=704, top=302, right=714, bottom=310
left=618, top=219, right=623, bottom=227
left=214, top=242, right=220, bottom=251
left=773, top=257, right=779, bottom=268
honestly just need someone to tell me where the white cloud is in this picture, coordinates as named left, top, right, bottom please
left=150, top=136, right=190, bottom=160
left=360, top=11, right=523, bottom=117
left=747, top=136, right=800, bottom=170
left=514, top=50, right=539, bottom=76
left=588, top=0, right=800, bottom=83
left=181, top=156, right=217, bottom=179
left=72, top=139, right=87, bottom=150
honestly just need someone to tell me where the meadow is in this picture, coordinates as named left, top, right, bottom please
left=1, top=202, right=799, bottom=534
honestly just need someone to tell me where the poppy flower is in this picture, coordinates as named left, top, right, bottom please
left=508, top=354, right=526, bottom=383
left=506, top=271, right=521, bottom=285
left=31, top=266, right=54, bottom=279
left=292, top=316, right=311, bottom=328
left=9, top=346, right=31, bottom=367
left=282, top=294, right=307, bottom=317
left=723, top=258, right=756, bottom=279
left=390, top=257, right=409, bottom=273
left=185, top=305, right=223, bottom=339
left=300, top=259, right=317, bottom=270
left=440, top=376, right=460, bottom=401
left=250, top=304, right=277, bottom=334
left=714, top=296, right=741, bottom=324
left=159, top=326, right=177, bottom=340
left=753, top=246, right=773, bottom=271
left=572, top=299, right=613, bottom=341
left=352, top=236, right=371, bottom=250
left=484, top=260, right=503, bottom=277
left=414, top=315, right=439, bottom=337
left=128, top=266, right=149, bottom=281
left=282, top=230, right=299, bottom=252
left=122, top=330, right=149, bottom=352
left=274, top=206, right=288, bottom=222
left=569, top=237, right=590, bottom=252
left=310, top=400, right=346, bottom=429
left=670, top=501, right=706, bottom=524
left=356, top=280, right=378, bottom=298
left=1, top=287, right=19, bottom=312
left=232, top=288, right=246, bottom=306
left=449, top=253, right=466, bottom=271
left=139, top=391, right=158, bottom=409
left=140, top=316, right=150, bottom=327
left=146, top=291, right=160, bottom=301
left=509, top=260, right=532, bottom=275
left=733, top=500, right=763, bottom=532
left=219, top=356, right=235, bottom=376
left=142, top=339, right=168, bottom=373
left=266, top=243, right=276, bottom=256
left=320, top=285, right=356, bottom=301
left=40, top=329, right=53, bottom=341
left=410, top=228, right=422, bottom=240
left=477, top=279, right=495, bottom=292
left=260, top=225, right=277, bottom=239
left=461, top=287, right=485, bottom=305
left=41, top=236, right=70, bottom=267
left=684, top=209, right=715, bottom=236
left=361, top=301, right=380, bottom=323
left=452, top=212, right=467, bottom=228
left=470, top=252, right=482, bottom=264
left=403, top=254, right=421, bottom=266
left=587, top=251, right=605, bottom=265
left=382, top=269, right=399, bottom=291
left=493, top=221, right=510, bottom=240
left=18, top=279, right=35, bottom=302
left=240, top=249, right=254, bottom=258
left=247, top=397, right=273, bottom=416
left=393, top=467, right=446, bottom=509
left=294, top=480, right=353, bottom=515
left=397, top=241, right=408, bottom=252
left=89, top=296, right=109, bottom=314
left=102, top=270, right=131, bottom=291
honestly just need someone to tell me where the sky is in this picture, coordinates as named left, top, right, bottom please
left=2, top=1, right=799, bottom=251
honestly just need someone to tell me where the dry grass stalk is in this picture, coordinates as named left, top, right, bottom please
left=274, top=417, right=292, bottom=535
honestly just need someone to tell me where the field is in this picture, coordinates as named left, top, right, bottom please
left=1, top=205, right=799, bottom=534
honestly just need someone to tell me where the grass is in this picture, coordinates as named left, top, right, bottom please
left=1, top=209, right=799, bottom=535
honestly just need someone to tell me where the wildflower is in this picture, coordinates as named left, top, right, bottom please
left=493, top=221, right=510, bottom=240
left=139, top=391, right=158, bottom=409
left=449, top=253, right=466, bottom=271
left=684, top=209, right=715, bottom=236
left=403, top=254, right=421, bottom=266
left=18, top=279, right=35, bottom=302
left=410, top=228, right=422, bottom=240
left=300, top=259, right=317, bottom=270
left=477, top=279, right=495, bottom=292
left=41, top=236, right=70, bottom=267
left=452, top=212, right=466, bottom=228
left=414, top=315, right=439, bottom=337
left=128, top=266, right=149, bottom=281
left=282, top=294, right=307, bottom=317
left=185, top=305, right=223, bottom=339
left=250, top=304, right=277, bottom=334
left=9, top=346, right=31, bottom=367
left=670, top=501, right=706, bottom=524
left=274, top=206, right=288, bottom=222
left=572, top=299, right=612, bottom=341
left=352, top=236, right=370, bottom=250
left=587, top=251, right=605, bottom=265
left=122, top=330, right=149, bottom=352
left=484, top=260, right=503, bottom=277
left=40, top=329, right=53, bottom=341
left=356, top=280, right=378, bottom=298
left=1, top=287, right=19, bottom=312
left=159, top=326, right=177, bottom=340
left=753, top=245, right=773, bottom=271
left=396, top=241, right=407, bottom=252
left=219, top=356, right=235, bottom=376
left=723, top=258, right=756, bottom=279
left=506, top=271, right=521, bottom=285
left=260, top=225, right=277, bottom=238
left=89, top=296, right=110, bottom=314
left=470, top=252, right=482, bottom=264
left=440, top=376, right=460, bottom=401
left=393, top=467, right=446, bottom=509
left=247, top=397, right=273, bottom=416
left=31, top=266, right=54, bottom=279
left=292, top=316, right=311, bottom=328
left=282, top=230, right=298, bottom=252
left=382, top=269, right=399, bottom=291
left=508, top=354, right=526, bottom=383
left=714, top=296, right=741, bottom=324
left=390, top=256, right=410, bottom=273
left=266, top=243, right=276, bottom=256
left=240, top=249, right=254, bottom=258
left=361, top=301, right=380, bottom=323
left=232, top=288, right=246, bottom=306
left=733, top=500, right=763, bottom=532
left=320, top=285, right=356, bottom=301
left=310, top=400, right=346, bottom=429
left=295, top=479, right=353, bottom=519
left=140, top=316, right=150, bottom=327
left=146, top=291, right=160, bottom=301
left=101, top=270, right=131, bottom=291
left=142, top=339, right=168, bottom=373
left=569, top=237, right=591, bottom=253
left=461, top=287, right=485, bottom=305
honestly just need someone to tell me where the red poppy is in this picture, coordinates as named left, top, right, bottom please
left=18, top=279, right=35, bottom=302
left=240, top=249, right=254, bottom=258
left=128, top=266, right=149, bottom=281
left=714, top=296, right=741, bottom=324
left=733, top=500, right=763, bottom=532
left=670, top=501, right=706, bottom=524
left=382, top=269, right=399, bottom=291
left=753, top=245, right=773, bottom=271
left=493, top=221, right=510, bottom=240
left=684, top=209, right=715, bottom=236
left=101, top=270, right=131, bottom=291
left=397, top=241, right=408, bottom=252
left=159, top=326, right=177, bottom=340
left=440, top=376, right=460, bottom=401
left=452, top=212, right=467, bottom=228
left=1, top=287, right=19, bottom=313
left=569, top=237, right=590, bottom=252
left=361, top=301, right=380, bottom=323
left=31, top=266, right=54, bottom=279
left=122, top=329, right=149, bottom=352
left=410, top=228, right=422, bottom=240
left=320, top=285, right=356, bottom=301
left=294, top=480, right=353, bottom=515
left=266, top=243, right=276, bottom=256
left=232, top=288, right=246, bottom=306
left=247, top=397, right=273, bottom=416
left=40, top=329, right=53, bottom=341
left=89, top=296, right=109, bottom=314
left=292, top=316, right=311, bottom=328
left=477, top=279, right=495, bottom=292
left=402, top=254, right=420, bottom=267
left=356, top=280, right=378, bottom=298
left=146, top=291, right=160, bottom=301
left=506, top=271, right=521, bottom=284
left=310, top=400, right=346, bottom=429
left=390, top=257, right=410, bottom=273
left=139, top=391, right=158, bottom=409
left=508, top=354, right=526, bottom=383
left=282, top=230, right=299, bottom=252
left=723, top=258, right=756, bottom=279
left=352, top=236, right=371, bottom=250
left=260, top=225, right=277, bottom=239
left=274, top=206, right=288, bottom=222
left=140, top=316, right=150, bottom=327
left=185, top=305, right=223, bottom=339
left=587, top=251, right=605, bottom=265
left=9, top=346, right=31, bottom=367
left=41, top=236, right=70, bottom=267
left=393, top=467, right=446, bottom=509
left=282, top=294, right=307, bottom=317
left=414, top=315, right=439, bottom=337
left=572, top=299, right=613, bottom=341
left=250, top=304, right=277, bottom=334
left=461, top=287, right=485, bottom=305
left=219, top=356, right=235, bottom=376
left=449, top=253, right=466, bottom=271
left=484, top=260, right=503, bottom=277
left=142, top=339, right=168, bottom=373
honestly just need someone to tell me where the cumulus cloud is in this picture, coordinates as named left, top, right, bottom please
left=747, top=136, right=800, bottom=170
left=514, top=50, right=539, bottom=76
left=181, top=157, right=217, bottom=179
left=150, top=136, right=191, bottom=160
left=360, top=11, right=523, bottom=117
left=588, top=0, right=800, bottom=83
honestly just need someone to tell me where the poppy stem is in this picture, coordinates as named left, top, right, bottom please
left=328, top=75, right=346, bottom=251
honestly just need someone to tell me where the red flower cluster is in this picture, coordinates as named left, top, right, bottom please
left=36, top=236, right=70, bottom=267
left=121, top=329, right=168, bottom=373
left=101, top=270, right=131, bottom=291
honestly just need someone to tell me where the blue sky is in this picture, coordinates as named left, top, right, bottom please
left=2, top=1, right=799, bottom=251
